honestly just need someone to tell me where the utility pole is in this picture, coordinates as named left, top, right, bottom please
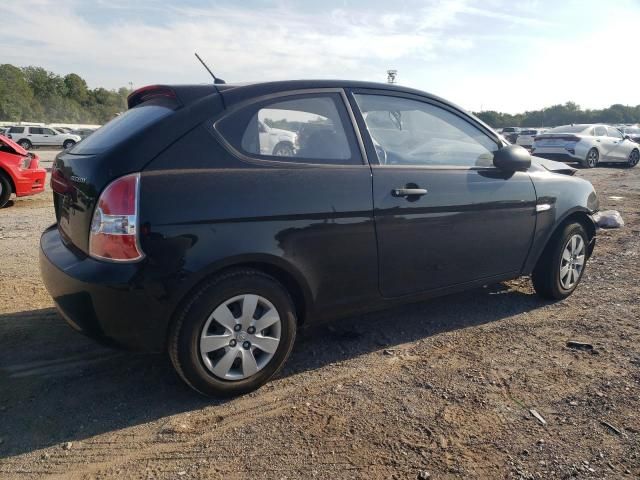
left=387, top=70, right=397, bottom=84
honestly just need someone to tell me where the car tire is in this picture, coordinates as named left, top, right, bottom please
left=17, top=140, right=32, bottom=150
left=0, top=173, right=12, bottom=208
left=272, top=142, right=294, bottom=157
left=627, top=149, right=639, bottom=168
left=583, top=148, right=599, bottom=168
left=63, top=140, right=76, bottom=149
left=169, top=268, right=297, bottom=397
left=532, top=222, right=589, bottom=300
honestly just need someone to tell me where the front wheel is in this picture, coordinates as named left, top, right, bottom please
left=0, top=174, right=11, bottom=208
left=532, top=222, right=589, bottom=300
left=169, top=269, right=297, bottom=397
left=272, top=142, right=294, bottom=157
left=627, top=149, right=639, bottom=168
left=583, top=148, right=599, bottom=168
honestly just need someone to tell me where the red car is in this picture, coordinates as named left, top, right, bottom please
left=0, top=134, right=46, bottom=207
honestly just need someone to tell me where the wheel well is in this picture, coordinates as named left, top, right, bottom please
left=273, top=140, right=293, bottom=150
left=549, top=211, right=596, bottom=255
left=0, top=168, right=16, bottom=193
left=241, top=262, right=307, bottom=324
left=175, top=262, right=308, bottom=328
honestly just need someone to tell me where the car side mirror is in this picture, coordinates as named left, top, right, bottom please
left=493, top=144, right=531, bottom=171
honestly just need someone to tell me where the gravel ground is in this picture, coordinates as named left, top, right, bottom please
left=0, top=156, right=639, bottom=479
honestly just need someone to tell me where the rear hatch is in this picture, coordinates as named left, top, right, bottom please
left=51, top=84, right=219, bottom=253
left=533, top=134, right=581, bottom=148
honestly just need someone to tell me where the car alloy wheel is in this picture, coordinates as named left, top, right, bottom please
left=200, top=294, right=282, bottom=380
left=628, top=149, right=639, bottom=167
left=559, top=234, right=586, bottom=290
left=586, top=148, right=598, bottom=168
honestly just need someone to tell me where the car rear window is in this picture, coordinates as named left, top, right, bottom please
left=67, top=103, right=172, bottom=155
left=216, top=93, right=361, bottom=165
left=549, top=125, right=588, bottom=134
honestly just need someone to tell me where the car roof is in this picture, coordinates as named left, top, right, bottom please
left=175, top=79, right=459, bottom=110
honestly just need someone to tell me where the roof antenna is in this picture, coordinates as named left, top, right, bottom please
left=194, top=52, right=225, bottom=84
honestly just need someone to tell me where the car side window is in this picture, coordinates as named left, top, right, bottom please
left=354, top=94, right=498, bottom=167
left=31, top=127, right=43, bottom=135
left=8, top=127, right=24, bottom=134
left=43, top=128, right=55, bottom=135
left=217, top=93, right=360, bottom=165
left=594, top=126, right=607, bottom=137
left=607, top=127, right=623, bottom=139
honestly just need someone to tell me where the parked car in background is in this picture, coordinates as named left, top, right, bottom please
left=40, top=80, right=599, bottom=397
left=516, top=128, right=547, bottom=149
left=0, top=134, right=46, bottom=208
left=619, top=126, right=640, bottom=144
left=52, top=127, right=73, bottom=134
left=532, top=124, right=640, bottom=168
left=257, top=121, right=297, bottom=156
left=6, top=126, right=81, bottom=150
left=501, top=127, right=521, bottom=143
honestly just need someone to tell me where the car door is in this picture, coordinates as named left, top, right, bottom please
left=350, top=90, right=537, bottom=298
left=40, top=127, right=59, bottom=146
left=27, top=127, right=45, bottom=146
left=606, top=127, right=627, bottom=162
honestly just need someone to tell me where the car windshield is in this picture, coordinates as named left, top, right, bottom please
left=548, top=125, right=589, bottom=134
left=624, top=128, right=640, bottom=134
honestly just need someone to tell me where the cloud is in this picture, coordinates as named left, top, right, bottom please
left=1, top=0, right=639, bottom=113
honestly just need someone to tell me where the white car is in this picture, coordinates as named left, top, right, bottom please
left=532, top=124, right=639, bottom=168
left=257, top=121, right=297, bottom=156
left=516, top=128, right=547, bottom=149
left=5, top=126, right=81, bottom=150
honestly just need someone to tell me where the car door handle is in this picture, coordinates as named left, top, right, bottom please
left=392, top=188, right=428, bottom=197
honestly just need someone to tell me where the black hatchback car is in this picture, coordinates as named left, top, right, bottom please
left=40, top=80, right=598, bottom=396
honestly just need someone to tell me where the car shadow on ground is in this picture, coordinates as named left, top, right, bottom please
left=0, top=282, right=548, bottom=459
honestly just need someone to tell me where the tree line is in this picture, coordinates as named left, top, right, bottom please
left=474, top=101, right=640, bottom=129
left=0, top=64, right=129, bottom=125
left=2, top=63, right=639, bottom=129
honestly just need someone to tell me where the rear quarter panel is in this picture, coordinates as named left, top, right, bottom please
left=140, top=126, right=378, bottom=324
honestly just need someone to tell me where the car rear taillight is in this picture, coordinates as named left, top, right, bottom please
left=89, top=173, right=144, bottom=262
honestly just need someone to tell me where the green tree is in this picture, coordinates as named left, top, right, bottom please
left=0, top=64, right=34, bottom=121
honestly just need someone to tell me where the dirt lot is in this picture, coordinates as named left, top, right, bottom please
left=0, top=156, right=639, bottom=479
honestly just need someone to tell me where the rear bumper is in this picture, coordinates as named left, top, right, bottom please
left=39, top=225, right=170, bottom=351
left=15, top=167, right=46, bottom=197
left=530, top=151, right=581, bottom=163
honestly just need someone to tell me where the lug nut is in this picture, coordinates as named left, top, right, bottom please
left=247, top=326, right=256, bottom=334
left=242, top=341, right=251, bottom=350
left=234, top=324, right=242, bottom=332
left=229, top=339, right=237, bottom=347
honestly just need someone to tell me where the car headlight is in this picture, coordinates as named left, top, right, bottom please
left=20, top=156, right=31, bottom=169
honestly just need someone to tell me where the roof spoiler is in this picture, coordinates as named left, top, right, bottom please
left=126, top=84, right=222, bottom=110
left=127, top=85, right=179, bottom=109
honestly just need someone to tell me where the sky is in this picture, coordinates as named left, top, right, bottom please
left=1, top=0, right=638, bottom=114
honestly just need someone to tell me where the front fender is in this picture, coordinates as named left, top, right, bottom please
left=523, top=171, right=598, bottom=274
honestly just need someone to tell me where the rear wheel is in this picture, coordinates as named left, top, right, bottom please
left=169, top=269, right=297, bottom=397
left=272, top=142, right=294, bottom=157
left=627, top=149, right=639, bottom=168
left=0, top=173, right=11, bottom=208
left=63, top=140, right=76, bottom=149
left=18, top=139, right=32, bottom=150
left=532, top=222, right=589, bottom=300
left=584, top=148, right=599, bottom=168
